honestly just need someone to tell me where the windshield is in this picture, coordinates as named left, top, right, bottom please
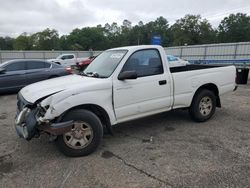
left=0, top=60, right=14, bottom=68
left=56, top=55, right=63, bottom=59
left=83, top=50, right=127, bottom=78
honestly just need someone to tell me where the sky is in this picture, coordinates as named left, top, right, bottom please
left=0, top=0, right=250, bottom=37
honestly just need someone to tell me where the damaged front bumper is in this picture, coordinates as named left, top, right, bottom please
left=15, top=94, right=74, bottom=140
left=15, top=107, right=35, bottom=139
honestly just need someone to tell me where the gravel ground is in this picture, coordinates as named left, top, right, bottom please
left=0, top=83, right=250, bottom=188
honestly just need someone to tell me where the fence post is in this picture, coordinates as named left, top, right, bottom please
left=180, top=47, right=183, bottom=58
left=43, top=51, right=46, bottom=60
left=204, top=46, right=207, bottom=60
left=0, top=51, right=2, bottom=63
left=234, top=43, right=238, bottom=60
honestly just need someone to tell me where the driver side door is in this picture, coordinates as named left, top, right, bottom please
left=113, top=49, right=172, bottom=122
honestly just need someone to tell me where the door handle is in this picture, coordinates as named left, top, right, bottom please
left=159, top=80, right=167, bottom=85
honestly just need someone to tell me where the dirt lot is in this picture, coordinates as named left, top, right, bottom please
left=0, top=84, right=250, bottom=188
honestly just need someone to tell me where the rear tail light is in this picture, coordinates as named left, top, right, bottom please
left=65, top=67, right=73, bottom=74
left=79, top=62, right=84, bottom=66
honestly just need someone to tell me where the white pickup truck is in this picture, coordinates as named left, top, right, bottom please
left=15, top=45, right=237, bottom=157
left=48, top=54, right=86, bottom=67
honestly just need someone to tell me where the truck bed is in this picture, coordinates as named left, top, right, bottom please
left=171, top=65, right=236, bottom=109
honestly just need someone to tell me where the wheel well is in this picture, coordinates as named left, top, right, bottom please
left=48, top=75, right=58, bottom=79
left=194, top=83, right=221, bottom=107
left=60, top=104, right=112, bottom=133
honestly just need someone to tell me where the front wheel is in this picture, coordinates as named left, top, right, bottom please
left=55, top=109, right=103, bottom=157
left=189, top=89, right=216, bottom=122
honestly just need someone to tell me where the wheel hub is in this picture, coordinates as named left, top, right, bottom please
left=199, top=96, right=212, bottom=116
left=63, top=121, right=93, bottom=149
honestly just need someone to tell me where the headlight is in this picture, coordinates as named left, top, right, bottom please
left=15, top=107, right=30, bottom=125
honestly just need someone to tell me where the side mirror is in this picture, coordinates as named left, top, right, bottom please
left=118, top=70, right=137, bottom=80
left=0, top=68, right=6, bottom=74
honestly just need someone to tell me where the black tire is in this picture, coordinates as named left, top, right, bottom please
left=189, top=89, right=216, bottom=122
left=48, top=75, right=58, bottom=79
left=55, top=109, right=103, bottom=157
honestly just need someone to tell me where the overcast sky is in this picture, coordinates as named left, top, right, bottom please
left=0, top=0, right=250, bottom=37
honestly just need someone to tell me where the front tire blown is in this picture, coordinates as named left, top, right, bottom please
left=55, top=109, right=103, bottom=157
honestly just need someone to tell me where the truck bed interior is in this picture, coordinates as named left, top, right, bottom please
left=170, top=64, right=225, bottom=73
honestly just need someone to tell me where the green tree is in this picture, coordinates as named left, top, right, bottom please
left=143, top=17, right=170, bottom=45
left=0, top=37, right=14, bottom=50
left=13, top=33, right=31, bottom=50
left=218, top=13, right=250, bottom=43
left=30, top=28, right=60, bottom=50
left=59, top=35, right=70, bottom=50
left=66, top=26, right=107, bottom=50
left=170, top=14, right=216, bottom=46
left=2, top=13, right=250, bottom=50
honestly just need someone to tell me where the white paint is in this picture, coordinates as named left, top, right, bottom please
left=47, top=54, right=87, bottom=67
left=20, top=45, right=236, bottom=125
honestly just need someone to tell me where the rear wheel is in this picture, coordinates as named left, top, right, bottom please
left=189, top=89, right=216, bottom=122
left=55, top=109, right=103, bottom=157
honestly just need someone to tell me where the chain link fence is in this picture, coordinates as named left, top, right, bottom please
left=164, top=42, right=250, bottom=67
left=1, top=42, right=250, bottom=67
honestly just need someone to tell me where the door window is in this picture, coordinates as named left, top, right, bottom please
left=62, top=55, right=74, bottom=60
left=26, top=61, right=45, bottom=69
left=121, top=49, right=163, bottom=77
left=67, top=55, right=74, bottom=59
left=5, top=61, right=26, bottom=72
left=44, top=62, right=51, bottom=68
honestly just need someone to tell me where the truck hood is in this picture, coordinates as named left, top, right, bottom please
left=20, top=74, right=111, bottom=103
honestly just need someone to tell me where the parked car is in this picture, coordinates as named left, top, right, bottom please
left=0, top=59, right=72, bottom=93
left=47, top=54, right=87, bottom=67
left=15, top=45, right=236, bottom=157
left=166, top=55, right=190, bottom=67
left=76, top=56, right=96, bottom=71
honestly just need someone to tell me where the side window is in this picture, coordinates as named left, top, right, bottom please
left=68, top=55, right=74, bottom=59
left=44, top=62, right=51, bottom=68
left=63, top=55, right=74, bottom=60
left=26, top=61, right=45, bottom=69
left=122, top=49, right=163, bottom=77
left=5, top=62, right=25, bottom=72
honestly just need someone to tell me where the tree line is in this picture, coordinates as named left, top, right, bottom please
left=0, top=13, right=250, bottom=51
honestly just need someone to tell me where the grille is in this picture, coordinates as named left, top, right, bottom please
left=17, top=93, right=32, bottom=111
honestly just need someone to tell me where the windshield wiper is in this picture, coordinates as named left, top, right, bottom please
left=80, top=72, right=88, bottom=76
left=81, top=71, right=107, bottom=78
left=84, top=72, right=100, bottom=78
